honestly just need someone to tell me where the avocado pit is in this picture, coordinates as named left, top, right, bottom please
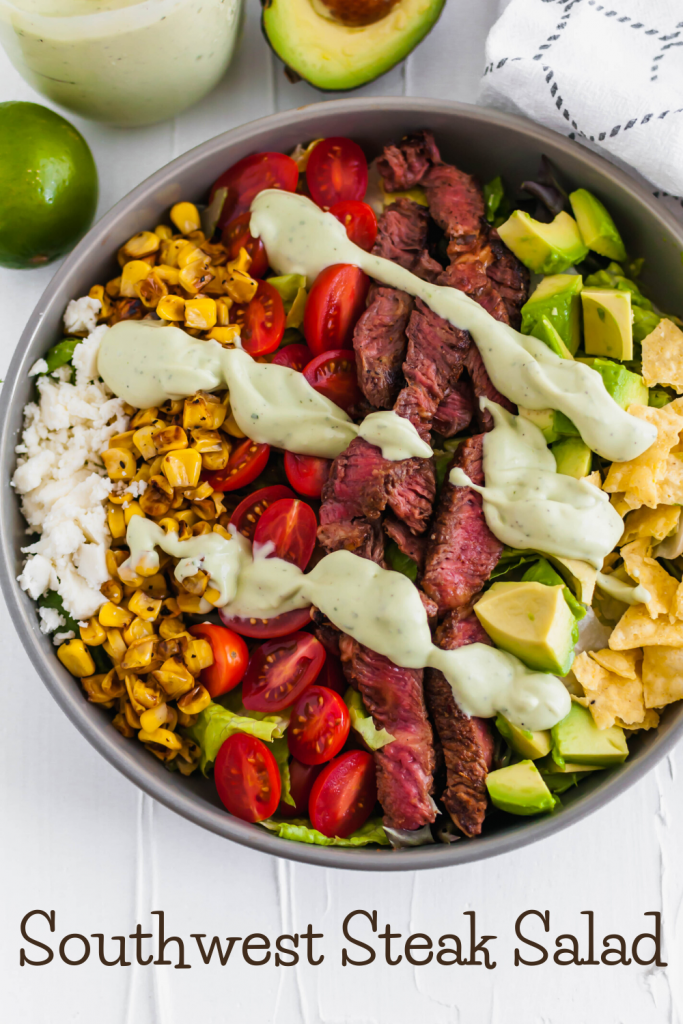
left=312, top=0, right=400, bottom=27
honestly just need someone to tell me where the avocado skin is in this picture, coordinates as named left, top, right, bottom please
left=261, top=0, right=446, bottom=92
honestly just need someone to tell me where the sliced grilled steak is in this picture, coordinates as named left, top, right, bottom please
left=317, top=518, right=386, bottom=563
left=339, top=637, right=436, bottom=831
left=376, top=129, right=442, bottom=192
left=352, top=286, right=412, bottom=409
left=463, top=343, right=516, bottom=431
left=438, top=256, right=510, bottom=325
left=421, top=435, right=502, bottom=614
left=383, top=513, right=427, bottom=570
left=426, top=611, right=494, bottom=837
left=372, top=199, right=441, bottom=282
left=423, top=164, right=485, bottom=258
left=433, top=377, right=475, bottom=437
left=485, top=227, right=530, bottom=329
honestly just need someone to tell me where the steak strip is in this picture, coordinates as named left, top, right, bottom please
left=372, top=198, right=442, bottom=282
left=353, top=286, right=413, bottom=410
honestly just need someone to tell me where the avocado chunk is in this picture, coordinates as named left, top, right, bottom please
left=530, top=315, right=574, bottom=360
left=495, top=714, right=552, bottom=760
left=537, top=754, right=604, bottom=774
left=545, top=556, right=597, bottom=604
left=551, top=703, right=628, bottom=766
left=486, top=760, right=558, bottom=816
left=543, top=772, right=592, bottom=794
left=262, top=0, right=446, bottom=91
left=551, top=437, right=592, bottom=479
left=582, top=357, right=648, bottom=409
left=521, top=274, right=584, bottom=354
left=497, top=211, right=588, bottom=275
left=518, top=406, right=579, bottom=444
left=569, top=188, right=627, bottom=262
left=474, top=581, right=576, bottom=675
left=582, top=288, right=633, bottom=360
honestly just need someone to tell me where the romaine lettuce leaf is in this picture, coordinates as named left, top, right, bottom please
left=489, top=547, right=538, bottom=581
left=260, top=817, right=389, bottom=847
left=522, top=557, right=586, bottom=624
left=270, top=736, right=295, bottom=807
left=185, top=700, right=289, bottom=775
left=344, top=688, right=394, bottom=750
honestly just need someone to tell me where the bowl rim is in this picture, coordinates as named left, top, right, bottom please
left=2, top=95, right=682, bottom=871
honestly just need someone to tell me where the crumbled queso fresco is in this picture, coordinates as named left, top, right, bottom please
left=13, top=312, right=130, bottom=623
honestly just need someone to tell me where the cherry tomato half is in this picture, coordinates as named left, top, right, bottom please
left=271, top=343, right=313, bottom=372
left=278, top=759, right=322, bottom=819
left=215, top=732, right=281, bottom=823
left=303, top=264, right=370, bottom=356
left=329, top=200, right=378, bottom=251
left=288, top=685, right=350, bottom=766
left=242, top=631, right=326, bottom=713
left=207, top=439, right=270, bottom=492
left=231, top=279, right=285, bottom=357
left=253, top=498, right=317, bottom=570
left=189, top=623, right=248, bottom=698
left=309, top=750, right=377, bottom=838
left=306, top=137, right=368, bottom=209
left=317, top=654, right=347, bottom=696
left=229, top=485, right=294, bottom=541
left=303, top=349, right=362, bottom=414
left=210, top=151, right=299, bottom=231
left=222, top=212, right=268, bottom=278
left=219, top=606, right=313, bottom=639
left=284, top=451, right=331, bottom=499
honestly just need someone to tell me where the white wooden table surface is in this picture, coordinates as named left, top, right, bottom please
left=1, top=3, right=681, bottom=1021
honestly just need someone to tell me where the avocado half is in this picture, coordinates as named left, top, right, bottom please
left=262, top=0, right=446, bottom=92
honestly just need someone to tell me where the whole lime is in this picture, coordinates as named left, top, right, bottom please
left=0, top=101, right=98, bottom=269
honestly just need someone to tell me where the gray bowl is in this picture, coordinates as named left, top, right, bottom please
left=2, top=98, right=682, bottom=871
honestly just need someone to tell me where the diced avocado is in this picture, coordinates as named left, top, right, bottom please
left=521, top=274, right=584, bottom=354
left=569, top=188, right=627, bottom=262
left=551, top=702, right=628, bottom=766
left=649, top=388, right=672, bottom=408
left=531, top=315, right=574, bottom=359
left=580, top=357, right=648, bottom=409
left=551, top=437, right=592, bottom=479
left=381, top=183, right=428, bottom=208
left=474, top=581, right=576, bottom=675
left=486, top=760, right=558, bottom=816
left=521, top=558, right=586, bottom=624
left=582, top=288, right=633, bottom=360
left=498, top=210, right=588, bottom=276
left=543, top=772, right=589, bottom=794
left=633, top=307, right=662, bottom=344
left=544, top=556, right=597, bottom=604
left=495, top=714, right=552, bottom=760
left=262, top=0, right=446, bottom=92
left=518, top=406, right=559, bottom=443
left=536, top=754, right=604, bottom=774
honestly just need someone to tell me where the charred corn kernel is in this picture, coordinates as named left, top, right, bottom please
left=187, top=229, right=206, bottom=246
left=212, top=524, right=231, bottom=541
left=155, top=224, right=173, bottom=240
left=159, top=617, right=186, bottom=642
left=139, top=726, right=183, bottom=750
left=122, top=636, right=156, bottom=673
left=154, top=264, right=181, bottom=287
left=81, top=672, right=121, bottom=704
left=128, top=590, right=162, bottom=621
left=177, top=710, right=197, bottom=729
left=177, top=241, right=207, bottom=269
left=123, top=616, right=155, bottom=645
left=135, top=271, right=168, bottom=310
left=147, top=456, right=165, bottom=479
left=190, top=428, right=223, bottom=453
left=179, top=570, right=209, bottom=597
left=106, top=549, right=128, bottom=576
left=184, top=297, right=217, bottom=330
left=120, top=259, right=154, bottom=298
left=174, top=508, right=198, bottom=528
left=184, top=480, right=213, bottom=501
left=170, top=202, right=201, bottom=235
left=123, top=230, right=160, bottom=260
left=158, top=637, right=180, bottom=660
left=153, top=656, right=195, bottom=698
left=109, top=430, right=137, bottom=452
left=204, top=586, right=222, bottom=604
left=133, top=679, right=164, bottom=711
left=229, top=247, right=252, bottom=275
left=211, top=492, right=226, bottom=517
left=122, top=698, right=141, bottom=730
left=101, top=579, right=123, bottom=604
left=176, top=592, right=212, bottom=614
left=160, top=397, right=184, bottom=416
left=58, top=639, right=95, bottom=677
left=154, top=425, right=188, bottom=453
left=123, top=500, right=145, bottom=525
left=112, top=710, right=136, bottom=738
left=147, top=745, right=178, bottom=763
left=156, top=294, right=186, bottom=321
left=139, top=703, right=170, bottom=733
left=161, top=449, right=201, bottom=488
left=177, top=757, right=198, bottom=776
left=102, top=447, right=137, bottom=481
left=193, top=498, right=216, bottom=521
left=99, top=601, right=134, bottom=628
left=107, top=503, right=126, bottom=539
left=106, top=276, right=121, bottom=298
left=183, top=394, right=224, bottom=431
left=225, top=268, right=258, bottom=304
left=133, top=424, right=161, bottom=461
left=80, top=617, right=107, bottom=646
left=138, top=573, right=169, bottom=598
left=206, top=325, right=240, bottom=345
left=158, top=517, right=180, bottom=536
left=89, top=284, right=112, bottom=319
left=201, top=440, right=230, bottom=471
left=117, top=562, right=145, bottom=587
left=170, top=490, right=186, bottom=511
left=159, top=237, right=187, bottom=267
left=223, top=409, right=246, bottom=438
left=215, top=296, right=233, bottom=325
left=179, top=260, right=213, bottom=296
left=124, top=674, right=146, bottom=714
left=191, top=521, right=212, bottom=538
left=108, top=490, right=133, bottom=507
left=178, top=684, right=211, bottom=715
left=140, top=475, right=174, bottom=517
left=130, top=407, right=160, bottom=428
left=182, top=637, right=214, bottom=673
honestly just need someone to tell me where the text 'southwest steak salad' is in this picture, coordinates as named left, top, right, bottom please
left=14, top=130, right=683, bottom=849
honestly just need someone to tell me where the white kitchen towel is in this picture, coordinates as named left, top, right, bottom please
left=479, top=0, right=683, bottom=198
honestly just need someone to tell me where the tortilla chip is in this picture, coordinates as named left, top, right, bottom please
left=642, top=646, right=683, bottom=707
left=603, top=399, right=683, bottom=510
left=584, top=470, right=602, bottom=489
left=610, top=493, right=637, bottom=517
left=673, top=583, right=683, bottom=621
left=589, top=647, right=641, bottom=679
left=642, top=319, right=683, bottom=392
left=616, top=709, right=660, bottom=730
left=621, top=538, right=679, bottom=619
left=621, top=504, right=680, bottom=546
left=657, top=453, right=683, bottom=505
left=573, top=651, right=645, bottom=728
left=609, top=604, right=683, bottom=649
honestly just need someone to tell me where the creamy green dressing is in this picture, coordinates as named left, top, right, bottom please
left=449, top=399, right=625, bottom=569
left=596, top=572, right=651, bottom=606
left=124, top=517, right=570, bottom=731
left=249, top=191, right=656, bottom=463
left=98, top=322, right=431, bottom=462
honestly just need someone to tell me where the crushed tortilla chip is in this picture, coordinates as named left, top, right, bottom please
left=656, top=452, right=683, bottom=505
left=573, top=651, right=645, bottom=728
left=642, top=646, right=683, bottom=707
left=603, top=399, right=683, bottom=510
left=642, top=319, right=683, bottom=393
left=589, top=647, right=641, bottom=678
left=584, top=470, right=602, bottom=489
left=621, top=538, right=678, bottom=619
left=616, top=709, right=660, bottom=730
left=673, top=583, right=683, bottom=621
left=609, top=604, right=683, bottom=649
left=621, top=504, right=680, bottom=546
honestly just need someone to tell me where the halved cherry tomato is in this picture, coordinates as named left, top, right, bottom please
left=303, top=349, right=362, bottom=413
left=303, top=264, right=370, bottom=355
left=271, top=343, right=313, bottom=371
left=210, top=151, right=299, bottom=231
left=242, top=632, right=326, bottom=713
left=309, top=750, right=376, bottom=837
left=219, top=606, right=313, bottom=639
left=329, top=200, right=378, bottom=251
left=288, top=684, right=350, bottom=765
left=229, top=485, right=294, bottom=541
left=189, top=623, right=249, bottom=698
left=230, top=279, right=285, bottom=357
left=215, top=732, right=281, bottom=822
left=284, top=451, right=331, bottom=499
left=253, top=498, right=317, bottom=570
left=207, top=439, right=270, bottom=492
left=222, top=212, right=268, bottom=278
left=278, top=759, right=323, bottom=818
left=306, top=137, right=368, bottom=209
left=317, top=654, right=347, bottom=696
